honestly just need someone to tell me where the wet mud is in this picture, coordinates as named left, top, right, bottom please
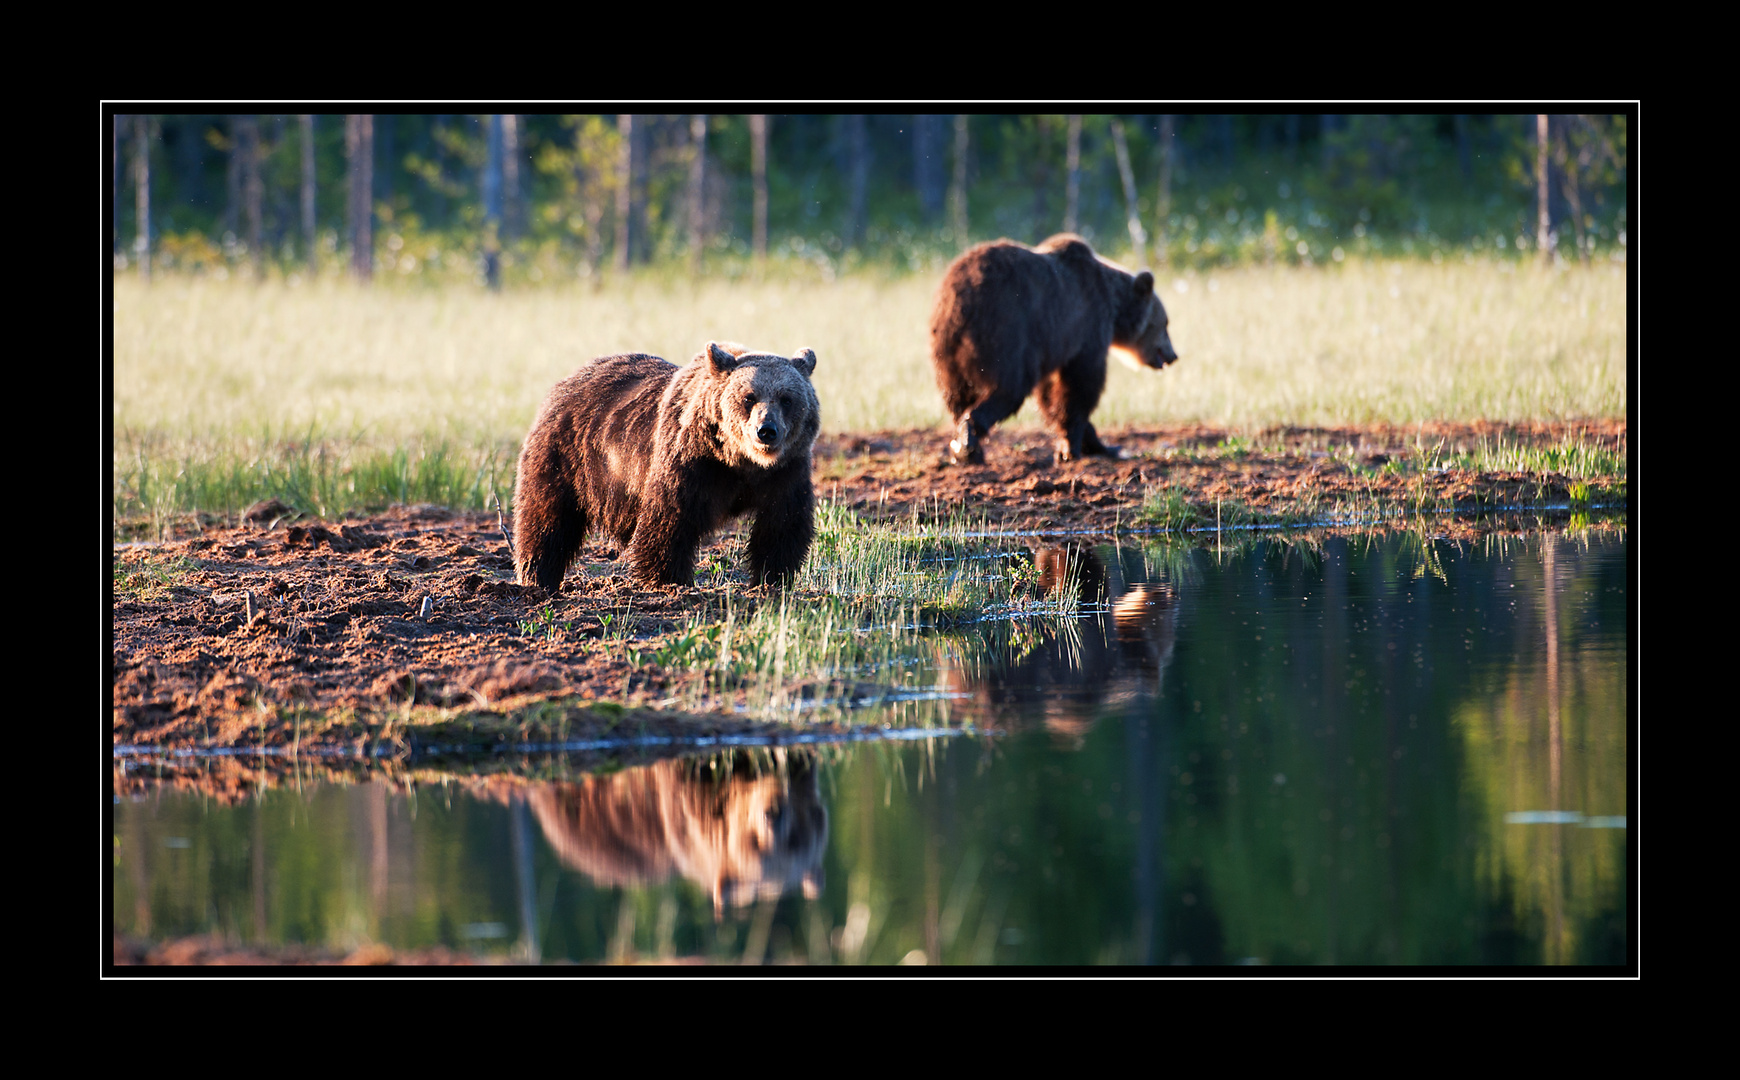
left=111, top=421, right=1624, bottom=757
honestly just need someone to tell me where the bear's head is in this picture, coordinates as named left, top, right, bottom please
left=699, top=341, right=821, bottom=469
left=1112, top=271, right=1179, bottom=371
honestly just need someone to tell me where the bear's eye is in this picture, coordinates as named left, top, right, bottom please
left=780, top=395, right=793, bottom=410
left=744, top=393, right=757, bottom=406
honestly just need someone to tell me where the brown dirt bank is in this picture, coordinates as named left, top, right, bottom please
left=111, top=421, right=1625, bottom=757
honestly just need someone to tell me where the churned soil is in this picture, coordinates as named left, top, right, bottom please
left=110, top=421, right=1625, bottom=757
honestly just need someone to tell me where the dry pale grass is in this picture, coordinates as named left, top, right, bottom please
left=112, top=259, right=1625, bottom=448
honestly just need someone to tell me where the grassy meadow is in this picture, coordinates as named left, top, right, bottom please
left=111, top=259, right=1626, bottom=524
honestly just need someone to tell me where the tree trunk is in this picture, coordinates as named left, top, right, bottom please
left=483, top=114, right=503, bottom=289
left=750, top=114, right=769, bottom=268
left=345, top=114, right=373, bottom=281
left=134, top=114, right=151, bottom=281
left=300, top=115, right=317, bottom=276
left=375, top=114, right=395, bottom=212
left=1536, top=113, right=1552, bottom=264
left=237, top=115, right=264, bottom=280
left=501, top=114, right=520, bottom=242
left=575, top=117, right=604, bottom=280
left=688, top=113, right=707, bottom=274
left=176, top=114, right=205, bottom=212
left=845, top=114, right=868, bottom=248
left=1109, top=119, right=1146, bottom=267
left=1063, top=114, right=1082, bottom=234
left=269, top=115, right=291, bottom=259
left=224, top=121, right=241, bottom=242
left=1154, top=114, right=1173, bottom=265
left=630, top=117, right=649, bottom=264
left=913, top=115, right=943, bottom=223
left=1556, top=115, right=1590, bottom=264
left=614, top=114, right=633, bottom=273
left=113, top=114, right=123, bottom=259
left=951, top=114, right=969, bottom=251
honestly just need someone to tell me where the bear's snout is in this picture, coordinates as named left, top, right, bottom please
left=750, top=402, right=783, bottom=447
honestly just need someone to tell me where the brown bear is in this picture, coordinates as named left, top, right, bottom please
left=513, top=342, right=820, bottom=591
left=929, top=232, right=1178, bottom=465
left=524, top=750, right=827, bottom=919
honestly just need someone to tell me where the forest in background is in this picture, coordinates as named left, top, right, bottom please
left=109, top=112, right=1628, bottom=285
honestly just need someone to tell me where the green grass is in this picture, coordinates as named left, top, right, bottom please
left=1417, top=432, right=1627, bottom=479
left=1129, top=428, right=1626, bottom=534
left=113, top=552, right=197, bottom=600
left=113, top=431, right=518, bottom=529
left=112, top=260, right=1626, bottom=527
left=637, top=504, right=1085, bottom=719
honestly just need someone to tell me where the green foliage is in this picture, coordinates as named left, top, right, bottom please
left=113, top=552, right=196, bottom=599
left=112, top=113, right=1630, bottom=286
left=641, top=505, right=1087, bottom=718
left=112, top=429, right=517, bottom=528
left=516, top=603, right=570, bottom=641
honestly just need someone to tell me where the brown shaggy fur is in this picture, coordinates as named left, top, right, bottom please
left=525, top=751, right=827, bottom=918
left=930, top=233, right=1178, bottom=465
left=513, top=342, right=820, bottom=591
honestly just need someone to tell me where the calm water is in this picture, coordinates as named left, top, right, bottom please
left=113, top=530, right=1629, bottom=966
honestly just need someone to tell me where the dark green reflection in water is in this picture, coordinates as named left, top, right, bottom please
left=113, top=531, right=1628, bottom=965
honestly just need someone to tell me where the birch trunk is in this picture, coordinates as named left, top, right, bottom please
left=614, top=114, right=633, bottom=273
left=300, top=115, right=317, bottom=276
left=951, top=114, right=969, bottom=251
left=750, top=114, right=768, bottom=268
left=688, top=113, right=707, bottom=274
left=345, top=114, right=373, bottom=281
left=1110, top=118, right=1146, bottom=266
left=1154, top=114, right=1173, bottom=265
left=1063, top=114, right=1081, bottom=234
left=134, top=114, right=151, bottom=281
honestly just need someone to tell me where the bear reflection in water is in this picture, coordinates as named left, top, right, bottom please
left=525, top=749, right=827, bottom=918
left=942, top=545, right=1178, bottom=748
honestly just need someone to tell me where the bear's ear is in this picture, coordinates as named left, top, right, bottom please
left=1132, top=271, right=1154, bottom=300
left=705, top=341, right=740, bottom=374
left=789, top=348, right=817, bottom=377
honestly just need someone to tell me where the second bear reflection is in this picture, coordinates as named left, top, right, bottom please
left=525, top=750, right=827, bottom=918
left=943, top=545, right=1179, bottom=748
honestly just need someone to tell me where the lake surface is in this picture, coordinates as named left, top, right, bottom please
left=113, top=529, right=1630, bottom=966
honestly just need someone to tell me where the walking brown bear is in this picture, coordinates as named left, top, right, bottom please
left=513, top=342, right=820, bottom=591
left=930, top=233, right=1178, bottom=465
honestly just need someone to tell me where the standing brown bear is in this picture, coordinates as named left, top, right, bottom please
left=513, top=342, right=820, bottom=591
left=930, top=233, right=1178, bottom=465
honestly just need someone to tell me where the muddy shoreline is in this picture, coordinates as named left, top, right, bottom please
left=111, top=421, right=1626, bottom=758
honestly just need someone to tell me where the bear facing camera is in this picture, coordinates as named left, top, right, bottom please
left=513, top=342, right=821, bottom=591
left=930, top=233, right=1178, bottom=466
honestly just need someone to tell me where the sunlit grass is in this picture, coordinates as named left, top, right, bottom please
left=1418, top=432, right=1627, bottom=479
left=112, top=551, right=196, bottom=600
left=640, top=504, right=1083, bottom=719
left=113, top=429, right=518, bottom=525
left=114, top=258, right=1624, bottom=437
left=113, top=260, right=1624, bottom=522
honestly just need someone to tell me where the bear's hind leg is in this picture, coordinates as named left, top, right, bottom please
left=516, top=497, right=589, bottom=594
left=624, top=478, right=710, bottom=587
left=953, top=387, right=1028, bottom=465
